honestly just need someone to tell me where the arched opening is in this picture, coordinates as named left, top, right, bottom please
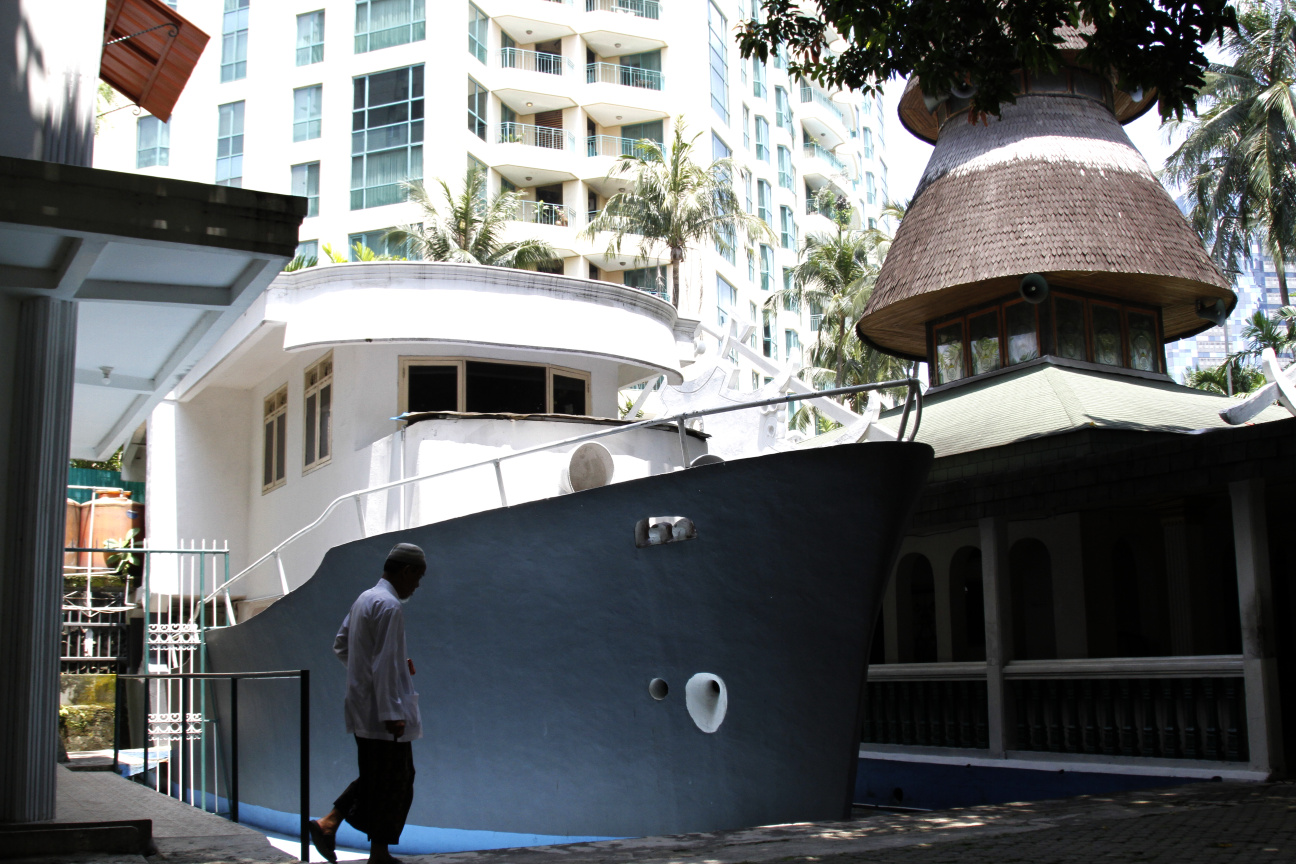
left=1111, top=538, right=1149, bottom=656
left=949, top=546, right=986, bottom=662
left=900, top=554, right=938, bottom=663
left=1010, top=538, right=1057, bottom=660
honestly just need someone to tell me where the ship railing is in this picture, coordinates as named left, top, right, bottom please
left=113, top=669, right=310, bottom=862
left=197, top=380, right=923, bottom=623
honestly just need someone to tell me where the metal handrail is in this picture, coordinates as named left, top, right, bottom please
left=586, top=134, right=658, bottom=158
left=199, top=380, right=922, bottom=614
left=114, top=669, right=310, bottom=862
left=587, top=62, right=663, bottom=90
left=586, top=0, right=661, bottom=18
left=515, top=200, right=576, bottom=226
left=799, top=80, right=850, bottom=127
left=804, top=142, right=847, bottom=174
left=498, top=122, right=574, bottom=151
left=499, top=47, right=572, bottom=75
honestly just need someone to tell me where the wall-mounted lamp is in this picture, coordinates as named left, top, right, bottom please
left=100, top=366, right=113, bottom=385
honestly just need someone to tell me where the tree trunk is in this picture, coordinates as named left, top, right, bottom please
left=670, top=247, right=683, bottom=308
left=1275, top=243, right=1290, bottom=308
left=835, top=316, right=846, bottom=388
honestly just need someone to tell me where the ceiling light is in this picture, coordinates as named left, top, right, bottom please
left=618, top=187, right=625, bottom=193
left=525, top=176, right=533, bottom=181
left=526, top=101, right=534, bottom=107
left=619, top=261, right=626, bottom=266
left=615, top=115, right=623, bottom=120
left=614, top=42, right=621, bottom=48
left=526, top=29, right=533, bottom=35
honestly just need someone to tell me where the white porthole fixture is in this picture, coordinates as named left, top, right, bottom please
left=685, top=672, right=728, bottom=733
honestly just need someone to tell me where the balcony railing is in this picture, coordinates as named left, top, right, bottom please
left=500, top=48, right=573, bottom=76
left=586, top=134, right=659, bottom=158
left=806, top=198, right=835, bottom=218
left=587, top=62, right=663, bottom=90
left=586, top=0, right=660, bottom=19
left=799, top=80, right=849, bottom=128
left=803, top=142, right=846, bottom=174
left=515, top=200, right=577, bottom=226
left=498, top=122, right=575, bottom=151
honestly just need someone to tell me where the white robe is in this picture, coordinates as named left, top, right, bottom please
left=333, top=578, right=422, bottom=742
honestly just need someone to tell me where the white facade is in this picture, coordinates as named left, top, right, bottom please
left=146, top=261, right=702, bottom=605
left=93, top=0, right=892, bottom=398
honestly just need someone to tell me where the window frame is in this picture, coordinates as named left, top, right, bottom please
left=262, top=384, right=288, bottom=494
left=216, top=101, right=244, bottom=187
left=293, top=84, right=323, bottom=142
left=136, top=115, right=170, bottom=168
left=355, top=0, right=426, bottom=54
left=296, top=10, right=325, bottom=66
left=221, top=0, right=249, bottom=82
left=468, top=2, right=488, bottom=63
left=292, top=162, right=321, bottom=218
left=398, top=356, right=593, bottom=416
left=754, top=115, right=769, bottom=162
left=351, top=65, right=425, bottom=210
left=303, top=352, right=333, bottom=473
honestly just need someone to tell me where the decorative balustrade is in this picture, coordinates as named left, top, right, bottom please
left=515, top=200, right=576, bottom=227
left=798, top=80, right=849, bottom=127
left=587, top=134, right=659, bottom=158
left=586, top=0, right=660, bottom=18
left=861, top=666, right=990, bottom=749
left=498, top=122, right=575, bottom=151
left=587, top=62, right=663, bottom=90
left=803, top=142, right=846, bottom=174
left=1008, top=675, right=1248, bottom=761
left=500, top=48, right=573, bottom=76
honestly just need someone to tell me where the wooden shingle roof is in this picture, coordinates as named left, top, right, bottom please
left=859, top=95, right=1233, bottom=360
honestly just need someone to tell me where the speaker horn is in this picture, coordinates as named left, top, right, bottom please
left=1196, top=298, right=1227, bottom=327
left=1019, top=273, right=1049, bottom=305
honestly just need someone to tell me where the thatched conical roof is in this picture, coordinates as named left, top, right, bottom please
left=858, top=93, right=1233, bottom=361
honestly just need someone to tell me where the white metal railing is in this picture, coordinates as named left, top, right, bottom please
left=515, top=200, right=577, bottom=226
left=498, top=122, right=575, bottom=151
left=499, top=47, right=573, bottom=75
left=586, top=0, right=660, bottom=18
left=199, top=380, right=923, bottom=621
left=587, top=62, right=663, bottom=90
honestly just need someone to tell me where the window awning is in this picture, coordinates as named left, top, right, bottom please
left=101, top=0, right=209, bottom=123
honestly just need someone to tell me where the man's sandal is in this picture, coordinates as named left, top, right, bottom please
left=308, top=820, right=338, bottom=863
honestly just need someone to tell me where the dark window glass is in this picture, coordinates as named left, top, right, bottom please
left=968, top=311, right=1001, bottom=375
left=1004, top=302, right=1039, bottom=365
left=263, top=422, right=275, bottom=486
left=553, top=375, right=586, bottom=415
left=465, top=362, right=546, bottom=413
left=1053, top=296, right=1086, bottom=361
left=275, top=414, right=287, bottom=482
left=408, top=365, right=458, bottom=412
left=305, top=392, right=317, bottom=463
left=1091, top=304, right=1123, bottom=366
left=1128, top=311, right=1157, bottom=371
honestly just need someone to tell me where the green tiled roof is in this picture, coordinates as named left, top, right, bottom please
left=877, top=361, right=1288, bottom=457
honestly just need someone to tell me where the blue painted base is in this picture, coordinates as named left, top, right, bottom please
left=854, top=756, right=1211, bottom=811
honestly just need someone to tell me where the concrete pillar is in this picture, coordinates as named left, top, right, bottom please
left=1162, top=512, right=1195, bottom=656
left=1229, top=478, right=1284, bottom=776
left=0, top=297, right=78, bottom=822
left=882, top=579, right=900, bottom=664
left=934, top=552, right=954, bottom=662
left=979, top=515, right=1011, bottom=756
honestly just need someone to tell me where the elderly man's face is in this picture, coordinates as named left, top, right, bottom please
left=392, top=564, right=426, bottom=599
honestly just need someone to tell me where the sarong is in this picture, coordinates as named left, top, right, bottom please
left=335, top=736, right=416, bottom=844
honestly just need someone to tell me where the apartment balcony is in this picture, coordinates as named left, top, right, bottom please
left=504, top=200, right=581, bottom=257
left=487, top=48, right=579, bottom=117
left=798, top=80, right=850, bottom=149
left=581, top=135, right=657, bottom=194
left=490, top=123, right=580, bottom=188
left=501, top=47, right=573, bottom=76
left=581, top=1, right=666, bottom=57
left=582, top=63, right=669, bottom=127
left=483, top=0, right=578, bottom=47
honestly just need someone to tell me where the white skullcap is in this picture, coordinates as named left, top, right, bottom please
left=386, top=542, right=426, bottom=566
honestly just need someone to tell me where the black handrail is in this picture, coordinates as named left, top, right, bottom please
left=114, top=670, right=310, bottom=862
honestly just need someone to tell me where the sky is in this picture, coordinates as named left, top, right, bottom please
left=878, top=77, right=1183, bottom=204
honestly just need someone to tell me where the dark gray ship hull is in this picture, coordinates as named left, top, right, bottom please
left=205, top=443, right=932, bottom=853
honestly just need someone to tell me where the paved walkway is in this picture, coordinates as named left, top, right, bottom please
left=13, top=771, right=1295, bottom=863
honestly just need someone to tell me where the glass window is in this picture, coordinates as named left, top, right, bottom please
left=624, top=266, right=668, bottom=300
left=707, top=1, right=729, bottom=122
left=293, top=85, right=323, bottom=141
left=1004, top=302, right=1039, bottom=366
left=351, top=66, right=424, bottom=210
left=467, top=76, right=487, bottom=139
left=221, top=0, right=249, bottom=82
left=1128, top=311, right=1158, bottom=372
left=968, top=310, right=1001, bottom=375
left=348, top=227, right=419, bottom=259
left=216, top=101, right=244, bottom=187
left=291, top=162, right=320, bottom=217
left=862, top=127, right=873, bottom=160
left=759, top=244, right=773, bottom=291
left=866, top=171, right=876, bottom=205
left=785, top=329, right=800, bottom=360
left=757, top=179, right=772, bottom=225
left=407, top=364, right=458, bottom=412
left=717, top=274, right=736, bottom=327
left=777, top=145, right=794, bottom=189
left=136, top=115, right=169, bottom=168
left=355, top=0, right=426, bottom=53
left=405, top=360, right=588, bottom=415
left=304, top=353, right=333, bottom=470
left=780, top=205, right=796, bottom=249
left=296, top=240, right=318, bottom=260
left=743, top=169, right=752, bottom=213
left=755, top=116, right=769, bottom=161
left=262, top=385, right=287, bottom=492
left=810, top=299, right=823, bottom=331
left=753, top=56, right=766, bottom=98
left=1054, top=296, right=1087, bottom=361
left=1091, top=303, right=1123, bottom=366
left=552, top=374, right=586, bottom=416
left=762, top=309, right=777, bottom=359
left=781, top=269, right=797, bottom=309
left=742, top=104, right=750, bottom=150
left=775, top=86, right=792, bottom=132
left=296, top=10, right=324, bottom=65
left=468, top=2, right=487, bottom=63
left=934, top=321, right=965, bottom=384
left=746, top=248, right=755, bottom=282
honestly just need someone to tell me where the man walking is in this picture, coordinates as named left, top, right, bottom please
left=309, top=543, right=426, bottom=864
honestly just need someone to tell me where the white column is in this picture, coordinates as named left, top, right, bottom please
left=979, top=515, right=1011, bottom=757
left=0, top=297, right=77, bottom=822
left=1229, top=478, right=1284, bottom=776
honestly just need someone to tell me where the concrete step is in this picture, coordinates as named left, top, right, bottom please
left=0, top=820, right=155, bottom=859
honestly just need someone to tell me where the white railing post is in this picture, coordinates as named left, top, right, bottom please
left=493, top=460, right=508, bottom=507
left=274, top=551, right=288, bottom=596
left=353, top=496, right=366, bottom=538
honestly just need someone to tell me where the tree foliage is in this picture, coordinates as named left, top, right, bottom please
left=1183, top=358, right=1266, bottom=394
left=1163, top=0, right=1296, bottom=305
left=738, top=0, right=1236, bottom=122
left=387, top=168, right=560, bottom=269
left=582, top=121, right=771, bottom=308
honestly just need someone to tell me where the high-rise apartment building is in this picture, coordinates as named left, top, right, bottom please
left=93, top=0, right=890, bottom=390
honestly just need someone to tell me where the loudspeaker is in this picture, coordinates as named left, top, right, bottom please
left=1196, top=298, right=1227, bottom=327
left=1019, top=273, right=1049, bottom=305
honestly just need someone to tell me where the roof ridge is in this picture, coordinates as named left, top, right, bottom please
left=1041, top=366, right=1090, bottom=429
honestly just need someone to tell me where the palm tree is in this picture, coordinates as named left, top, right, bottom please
left=582, top=120, right=771, bottom=308
left=1230, top=307, right=1296, bottom=361
left=1183, top=358, right=1266, bottom=395
left=1163, top=0, right=1296, bottom=306
left=386, top=167, right=560, bottom=269
left=767, top=191, right=909, bottom=396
